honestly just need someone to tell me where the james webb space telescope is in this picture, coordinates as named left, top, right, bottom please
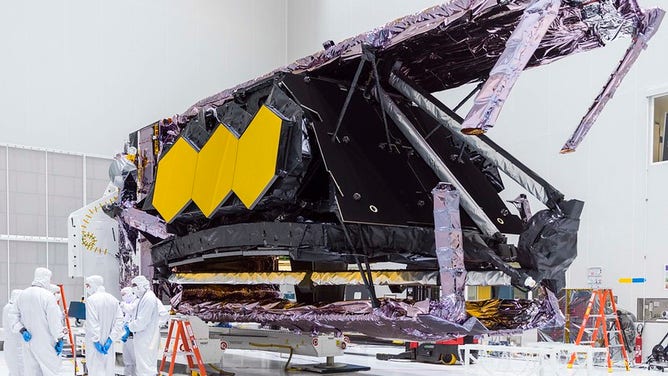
left=106, top=0, right=662, bottom=342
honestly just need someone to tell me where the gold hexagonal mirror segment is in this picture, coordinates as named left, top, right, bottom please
left=233, top=105, right=283, bottom=209
left=152, top=138, right=199, bottom=223
left=192, top=125, right=239, bottom=217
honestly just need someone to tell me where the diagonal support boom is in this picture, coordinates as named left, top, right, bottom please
left=460, top=0, right=561, bottom=135
left=561, top=8, right=665, bottom=153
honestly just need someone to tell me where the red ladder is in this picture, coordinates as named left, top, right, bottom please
left=567, top=289, right=630, bottom=372
left=57, top=284, right=80, bottom=374
left=159, top=317, right=208, bottom=376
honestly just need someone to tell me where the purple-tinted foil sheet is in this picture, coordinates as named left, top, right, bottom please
left=461, top=0, right=560, bottom=134
left=136, top=126, right=156, bottom=201
left=112, top=186, right=143, bottom=288
left=508, top=194, right=533, bottom=222
left=158, top=118, right=182, bottom=160
left=432, top=183, right=467, bottom=323
left=119, top=207, right=170, bottom=240
left=561, top=7, right=665, bottom=152
left=115, top=216, right=139, bottom=288
left=173, top=289, right=563, bottom=341
left=178, top=0, right=656, bottom=130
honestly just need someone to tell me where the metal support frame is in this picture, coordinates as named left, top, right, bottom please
left=0, top=234, right=68, bottom=243
left=378, top=75, right=536, bottom=288
left=453, top=81, right=484, bottom=113
left=332, top=52, right=367, bottom=142
left=375, top=86, right=501, bottom=237
left=331, top=46, right=394, bottom=308
left=366, top=46, right=394, bottom=149
left=332, top=49, right=512, bottom=236
left=329, top=45, right=550, bottom=292
left=332, top=44, right=393, bottom=150
left=458, top=343, right=609, bottom=373
left=389, top=71, right=564, bottom=208
left=175, top=316, right=371, bottom=373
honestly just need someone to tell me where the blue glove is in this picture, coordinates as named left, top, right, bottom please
left=94, top=341, right=107, bottom=355
left=54, top=339, right=64, bottom=356
left=103, top=337, right=113, bottom=354
left=121, top=325, right=131, bottom=343
left=19, top=328, right=32, bottom=342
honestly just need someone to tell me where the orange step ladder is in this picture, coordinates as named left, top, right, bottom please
left=57, top=284, right=80, bottom=374
left=159, top=317, right=208, bottom=376
left=567, top=289, right=630, bottom=372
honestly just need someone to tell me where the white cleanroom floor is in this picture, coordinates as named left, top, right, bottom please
left=0, top=344, right=662, bottom=375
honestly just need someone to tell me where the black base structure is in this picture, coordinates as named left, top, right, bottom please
left=300, top=359, right=371, bottom=374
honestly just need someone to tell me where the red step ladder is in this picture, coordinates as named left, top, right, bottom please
left=159, top=317, right=208, bottom=376
left=57, top=284, right=80, bottom=374
left=567, top=289, right=630, bottom=372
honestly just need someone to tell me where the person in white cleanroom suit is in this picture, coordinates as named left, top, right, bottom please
left=48, top=285, right=65, bottom=324
left=9, top=267, right=66, bottom=376
left=84, top=275, right=124, bottom=376
left=49, top=284, right=60, bottom=304
left=2, top=289, right=24, bottom=376
left=120, top=287, right=139, bottom=376
left=124, top=276, right=163, bottom=376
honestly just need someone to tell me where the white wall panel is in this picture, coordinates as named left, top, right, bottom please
left=8, top=149, right=47, bottom=236
left=86, top=157, right=112, bottom=204
left=0, top=241, right=7, bottom=305
left=287, top=0, right=436, bottom=62
left=48, top=243, right=83, bottom=304
left=0, top=147, right=7, bottom=234
left=47, top=153, right=84, bottom=238
left=1, top=145, right=110, bottom=303
left=0, top=0, right=288, bottom=157
left=9, top=241, right=48, bottom=289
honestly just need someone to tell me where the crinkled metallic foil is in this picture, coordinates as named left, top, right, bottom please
left=580, top=0, right=636, bottom=43
left=182, top=285, right=281, bottom=304
left=465, top=271, right=512, bottom=286
left=119, top=207, right=169, bottom=240
left=170, top=271, right=440, bottom=286
left=179, top=0, right=659, bottom=146
left=116, top=216, right=139, bottom=288
left=109, top=155, right=137, bottom=189
left=433, top=183, right=467, bottom=323
left=561, top=7, right=665, bottom=152
left=173, top=287, right=562, bottom=341
left=466, top=298, right=553, bottom=330
left=461, top=0, right=561, bottom=134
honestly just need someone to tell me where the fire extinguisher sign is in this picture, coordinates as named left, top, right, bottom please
left=635, top=323, right=644, bottom=364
